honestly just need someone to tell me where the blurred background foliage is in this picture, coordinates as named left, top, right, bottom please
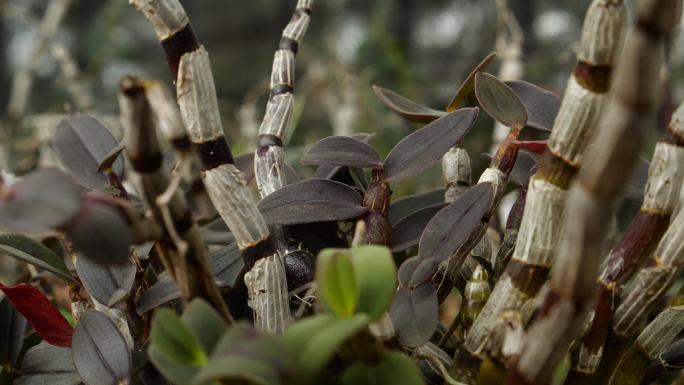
left=1, top=0, right=682, bottom=198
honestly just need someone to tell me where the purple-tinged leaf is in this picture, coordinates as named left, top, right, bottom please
left=234, top=152, right=256, bottom=184
left=209, top=243, right=243, bottom=288
left=474, top=72, right=527, bottom=128
left=66, top=201, right=132, bottom=265
left=74, top=254, right=136, bottom=307
left=302, top=136, right=382, bottom=169
left=508, top=151, right=538, bottom=187
left=418, top=183, right=493, bottom=263
left=446, top=52, right=497, bottom=112
left=284, top=162, right=303, bottom=185
left=372, top=85, right=446, bottom=123
left=53, top=115, right=125, bottom=190
left=0, top=233, right=74, bottom=283
left=136, top=277, right=181, bottom=315
left=397, top=256, right=438, bottom=287
left=17, top=342, right=81, bottom=385
left=383, top=108, right=479, bottom=182
left=72, top=310, right=132, bottom=385
left=505, top=80, right=560, bottom=132
left=258, top=179, right=367, bottom=225
left=389, top=188, right=446, bottom=225
left=96, top=143, right=126, bottom=173
left=390, top=284, right=439, bottom=347
left=391, top=203, right=447, bottom=252
left=511, top=140, right=547, bottom=155
left=0, top=168, right=82, bottom=233
left=312, top=133, right=375, bottom=180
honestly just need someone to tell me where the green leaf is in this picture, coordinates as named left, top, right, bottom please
left=0, top=234, right=74, bottom=283
left=474, top=72, right=527, bottom=128
left=294, top=313, right=369, bottom=384
left=192, top=356, right=279, bottom=385
left=316, top=249, right=358, bottom=317
left=148, top=345, right=198, bottom=385
left=282, top=314, right=337, bottom=355
left=151, top=309, right=207, bottom=366
left=342, top=351, right=425, bottom=385
left=349, top=246, right=397, bottom=320
left=181, top=299, right=226, bottom=355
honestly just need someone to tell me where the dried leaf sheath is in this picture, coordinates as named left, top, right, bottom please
left=508, top=0, right=679, bottom=383
left=566, top=101, right=684, bottom=383
left=464, top=0, right=626, bottom=360
left=131, top=0, right=288, bottom=333
left=253, top=0, right=314, bottom=331
left=118, top=77, right=231, bottom=321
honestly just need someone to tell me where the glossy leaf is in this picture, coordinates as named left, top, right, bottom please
left=388, top=189, right=446, bottom=225
left=181, top=299, right=226, bottom=354
left=511, top=140, right=547, bottom=155
left=474, top=72, right=527, bottom=128
left=390, top=284, right=439, bottom=347
left=342, top=351, right=425, bottom=385
left=0, top=284, right=73, bottom=347
left=136, top=277, right=181, bottom=315
left=302, top=136, right=382, bottom=169
left=446, top=52, right=497, bottom=112
left=209, top=243, right=243, bottom=288
left=75, top=255, right=136, bottom=306
left=235, top=152, right=256, bottom=184
left=383, top=108, right=479, bottom=182
left=0, top=233, right=73, bottom=282
left=0, top=296, right=27, bottom=366
left=16, top=342, right=81, bottom=385
left=505, top=80, right=560, bottom=132
left=316, top=248, right=358, bottom=317
left=372, top=85, right=446, bottom=123
left=294, top=314, right=369, bottom=384
left=0, top=168, right=82, bottom=233
left=72, top=310, right=132, bottom=385
left=53, top=115, right=125, bottom=190
left=391, top=203, right=447, bottom=252
left=419, top=183, right=493, bottom=263
left=349, top=245, right=397, bottom=320
left=66, top=201, right=132, bottom=265
left=258, top=179, right=367, bottom=225
left=151, top=309, right=207, bottom=366
left=397, top=256, right=438, bottom=288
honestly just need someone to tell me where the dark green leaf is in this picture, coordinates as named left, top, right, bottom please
left=342, top=351, right=425, bottom=385
left=391, top=203, right=447, bottom=252
left=302, top=136, right=382, bottom=169
left=181, top=299, right=226, bottom=354
left=474, top=72, right=527, bottom=128
left=316, top=249, right=358, bottom=317
left=53, top=115, right=125, bottom=190
left=136, top=277, right=181, bottom=315
left=390, top=285, right=438, bottom=347
left=72, top=310, right=132, bottom=385
left=66, top=202, right=132, bottom=265
left=0, top=169, right=82, bottom=233
left=0, top=234, right=73, bottom=282
left=389, top=189, right=446, bottom=225
left=282, top=313, right=337, bottom=355
left=446, top=52, right=497, bottom=112
left=505, top=80, right=560, bottom=132
left=148, top=346, right=197, bottom=385
left=0, top=296, right=27, bottom=366
left=383, top=108, right=479, bottom=182
left=372, top=86, right=446, bottom=123
left=418, top=183, right=493, bottom=263
left=16, top=342, right=81, bottom=385
left=349, top=245, right=397, bottom=320
left=258, top=179, right=367, bottom=225
left=75, top=254, right=136, bottom=307
left=151, top=309, right=207, bottom=366
left=192, top=356, right=278, bottom=385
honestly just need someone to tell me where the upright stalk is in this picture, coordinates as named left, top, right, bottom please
left=566, top=101, right=684, bottom=384
left=464, top=0, right=626, bottom=361
left=119, top=76, right=231, bottom=322
left=254, top=0, right=316, bottom=300
left=506, top=0, right=679, bottom=383
left=130, top=0, right=287, bottom=333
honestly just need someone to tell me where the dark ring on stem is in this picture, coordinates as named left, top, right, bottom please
left=271, top=84, right=294, bottom=97
left=258, top=134, right=284, bottom=150
left=197, top=136, right=235, bottom=170
left=279, top=36, right=299, bottom=54
left=161, top=23, right=200, bottom=81
left=129, top=152, right=164, bottom=173
left=241, top=236, right=277, bottom=268
left=574, top=60, right=612, bottom=93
